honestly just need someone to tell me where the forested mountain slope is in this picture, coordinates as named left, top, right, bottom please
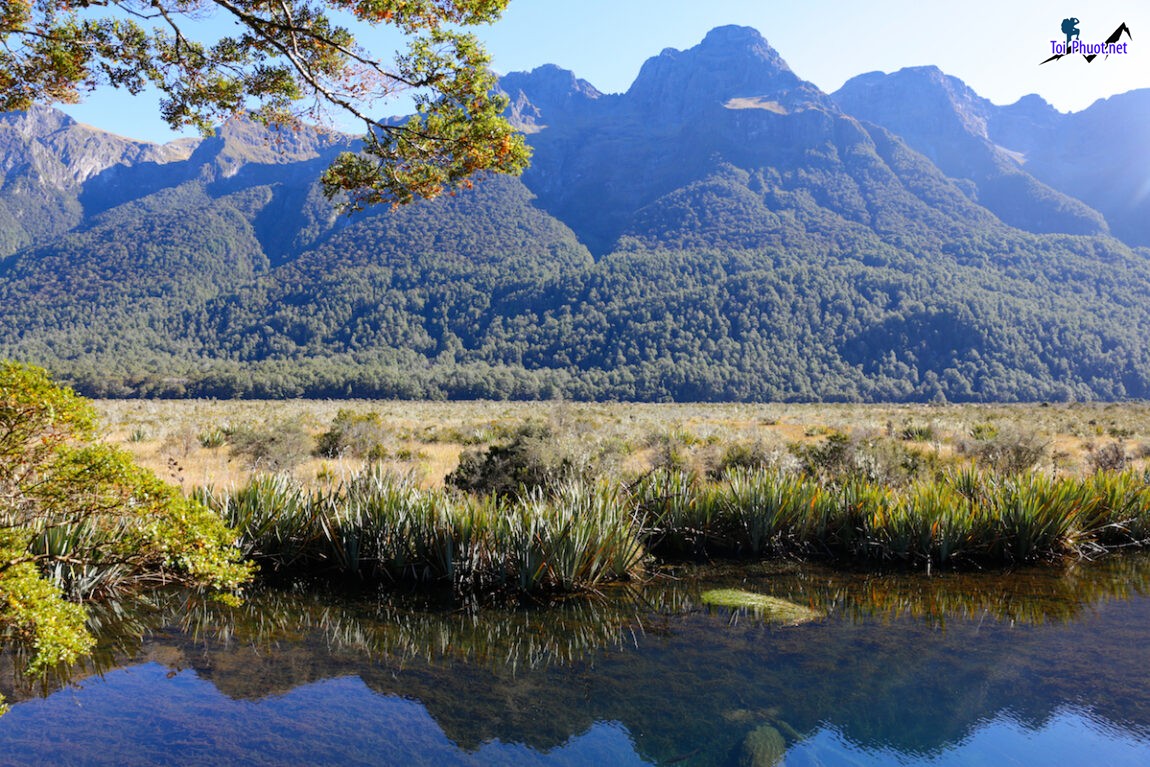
left=1, top=26, right=1148, bottom=402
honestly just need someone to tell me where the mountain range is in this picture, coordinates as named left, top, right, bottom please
left=1, top=25, right=1148, bottom=402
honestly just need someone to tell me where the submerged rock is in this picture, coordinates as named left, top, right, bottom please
left=741, top=723, right=787, bottom=767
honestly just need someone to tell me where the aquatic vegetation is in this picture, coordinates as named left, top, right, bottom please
left=699, top=589, right=822, bottom=625
left=741, top=722, right=788, bottom=767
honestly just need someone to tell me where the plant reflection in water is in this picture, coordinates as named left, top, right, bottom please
left=3, top=555, right=1150, bottom=765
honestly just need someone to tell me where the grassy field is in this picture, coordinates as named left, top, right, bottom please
left=85, top=399, right=1150, bottom=594
left=96, top=399, right=1150, bottom=493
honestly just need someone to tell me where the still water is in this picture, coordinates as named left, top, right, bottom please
left=3, top=556, right=1150, bottom=766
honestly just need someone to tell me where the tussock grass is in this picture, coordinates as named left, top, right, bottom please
left=207, top=465, right=1150, bottom=598
left=638, top=468, right=1150, bottom=567
left=203, top=468, right=647, bottom=596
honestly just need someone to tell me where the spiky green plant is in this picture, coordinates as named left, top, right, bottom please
left=1084, top=470, right=1150, bottom=544
left=208, top=469, right=648, bottom=596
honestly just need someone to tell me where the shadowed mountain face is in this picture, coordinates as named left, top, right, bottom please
left=1, top=25, right=1150, bottom=402
left=992, top=89, right=1150, bottom=247
left=832, top=67, right=1110, bottom=238
left=834, top=67, right=1150, bottom=247
left=0, top=106, right=198, bottom=257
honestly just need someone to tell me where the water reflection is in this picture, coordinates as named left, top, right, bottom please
left=3, top=555, right=1150, bottom=765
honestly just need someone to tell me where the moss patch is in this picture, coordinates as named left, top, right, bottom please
left=701, top=589, right=822, bottom=625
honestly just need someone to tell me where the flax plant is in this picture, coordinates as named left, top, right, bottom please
left=209, top=469, right=648, bottom=596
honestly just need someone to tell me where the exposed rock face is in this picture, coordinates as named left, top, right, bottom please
left=625, top=25, right=826, bottom=117
left=0, top=105, right=194, bottom=188
left=499, top=64, right=603, bottom=132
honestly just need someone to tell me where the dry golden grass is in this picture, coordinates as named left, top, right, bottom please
left=94, top=399, right=1150, bottom=492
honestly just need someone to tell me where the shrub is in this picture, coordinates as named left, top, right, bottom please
left=315, top=409, right=390, bottom=459
left=645, top=428, right=697, bottom=473
left=900, top=423, right=935, bottom=441
left=198, top=427, right=230, bottom=449
left=961, top=429, right=1048, bottom=475
left=160, top=425, right=200, bottom=458
left=970, top=423, right=999, bottom=441
left=792, top=432, right=929, bottom=487
left=709, top=440, right=777, bottom=478
left=447, top=423, right=584, bottom=498
left=1088, top=441, right=1130, bottom=473
left=230, top=420, right=313, bottom=471
left=0, top=361, right=250, bottom=681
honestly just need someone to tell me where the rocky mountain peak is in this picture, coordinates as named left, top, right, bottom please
left=1007, top=93, right=1055, bottom=114
left=499, top=65, right=603, bottom=132
left=184, top=115, right=350, bottom=180
left=835, top=66, right=991, bottom=139
left=625, top=25, right=825, bottom=116
left=0, top=105, right=197, bottom=189
left=0, top=104, right=78, bottom=138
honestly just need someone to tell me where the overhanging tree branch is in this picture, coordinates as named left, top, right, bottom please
left=0, top=0, right=529, bottom=207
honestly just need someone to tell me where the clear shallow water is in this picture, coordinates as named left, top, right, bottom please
left=3, top=557, right=1150, bottom=766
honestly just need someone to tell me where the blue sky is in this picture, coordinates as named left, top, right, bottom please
left=60, top=0, right=1150, bottom=143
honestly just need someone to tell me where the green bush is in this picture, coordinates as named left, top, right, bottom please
left=0, top=361, right=250, bottom=685
left=315, top=409, right=390, bottom=459
left=230, top=420, right=313, bottom=471
left=447, top=423, right=584, bottom=499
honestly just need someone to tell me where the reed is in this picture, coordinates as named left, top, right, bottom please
left=26, top=517, right=134, bottom=598
left=723, top=467, right=793, bottom=554
left=636, top=466, right=1150, bottom=567
left=199, top=476, right=324, bottom=571
left=516, top=482, right=647, bottom=591
left=632, top=469, right=709, bottom=555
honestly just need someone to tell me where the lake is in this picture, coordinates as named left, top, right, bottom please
left=3, top=556, right=1150, bottom=766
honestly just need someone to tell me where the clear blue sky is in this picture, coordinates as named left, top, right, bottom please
left=60, top=0, right=1150, bottom=143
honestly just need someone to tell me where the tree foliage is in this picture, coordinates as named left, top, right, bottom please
left=0, top=0, right=529, bottom=206
left=0, top=361, right=251, bottom=685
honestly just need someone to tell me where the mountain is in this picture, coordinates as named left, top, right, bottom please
left=2, top=25, right=1150, bottom=402
left=832, top=67, right=1109, bottom=237
left=506, top=25, right=858, bottom=255
left=834, top=68, right=1150, bottom=247
left=993, top=89, right=1150, bottom=247
left=0, top=106, right=197, bottom=257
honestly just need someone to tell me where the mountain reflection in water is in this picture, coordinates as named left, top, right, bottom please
left=3, top=555, right=1150, bottom=766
